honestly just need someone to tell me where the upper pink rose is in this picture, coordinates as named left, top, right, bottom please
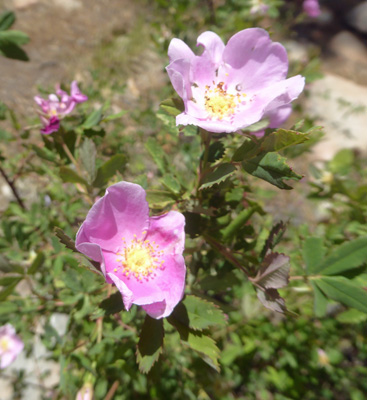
left=0, top=323, right=24, bottom=369
left=303, top=0, right=321, bottom=18
left=166, top=28, right=305, bottom=133
left=34, top=81, right=88, bottom=135
left=76, top=182, right=186, bottom=319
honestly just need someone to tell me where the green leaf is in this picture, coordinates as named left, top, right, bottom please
left=314, top=276, right=367, bottom=313
left=161, top=174, right=181, bottom=194
left=232, top=138, right=258, bottom=162
left=303, top=237, right=326, bottom=275
left=310, top=281, right=328, bottom=318
left=145, top=137, right=168, bottom=174
left=256, top=287, right=287, bottom=314
left=244, top=118, right=270, bottom=132
left=206, top=141, right=225, bottom=163
left=0, top=278, right=21, bottom=301
left=316, top=237, right=367, bottom=276
left=137, top=315, right=164, bottom=374
left=101, top=110, right=127, bottom=122
left=180, top=295, right=226, bottom=331
left=261, top=129, right=309, bottom=153
left=54, top=227, right=78, bottom=253
left=98, top=292, right=125, bottom=316
left=0, top=301, right=17, bottom=314
left=0, top=11, right=15, bottom=31
left=31, top=144, right=57, bottom=163
left=79, top=138, right=97, bottom=184
left=59, top=166, right=88, bottom=186
left=146, top=190, right=176, bottom=209
left=221, top=206, right=260, bottom=242
left=64, top=269, right=82, bottom=293
left=200, top=163, right=236, bottom=190
left=92, top=154, right=126, bottom=188
left=0, top=30, right=29, bottom=45
left=27, top=252, right=45, bottom=275
left=82, top=108, right=103, bottom=129
left=336, top=308, right=367, bottom=324
left=242, top=152, right=302, bottom=190
left=167, top=311, right=220, bottom=371
left=160, top=97, right=184, bottom=117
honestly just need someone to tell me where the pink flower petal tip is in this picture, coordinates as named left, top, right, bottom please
left=0, top=323, right=24, bottom=369
left=76, top=181, right=186, bottom=319
left=166, top=28, right=305, bottom=133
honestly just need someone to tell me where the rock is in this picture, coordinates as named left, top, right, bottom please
left=12, top=0, right=40, bottom=9
left=52, top=0, right=82, bottom=11
left=329, top=31, right=367, bottom=65
left=304, top=73, right=367, bottom=160
left=346, top=1, right=367, bottom=33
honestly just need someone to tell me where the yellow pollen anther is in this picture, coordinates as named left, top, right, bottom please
left=204, top=82, right=245, bottom=120
left=116, top=235, right=165, bottom=280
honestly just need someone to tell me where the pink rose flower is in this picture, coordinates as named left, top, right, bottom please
left=250, top=0, right=269, bottom=15
left=76, top=182, right=186, bottom=319
left=0, top=323, right=24, bottom=369
left=34, top=81, right=88, bottom=135
left=76, top=383, right=94, bottom=400
left=166, top=28, right=305, bottom=133
left=303, top=0, right=321, bottom=18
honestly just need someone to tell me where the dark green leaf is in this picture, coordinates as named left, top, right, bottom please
left=0, top=279, right=21, bottom=301
left=0, top=11, right=15, bottom=31
left=31, top=144, right=57, bottom=163
left=54, top=227, right=78, bottom=253
left=137, top=315, right=164, bottom=374
left=314, top=276, right=367, bottom=313
left=316, top=237, right=367, bottom=276
left=0, top=301, right=17, bottom=314
left=303, top=237, right=326, bottom=275
left=79, top=138, right=97, bottom=184
left=59, top=166, right=88, bottom=186
left=27, top=252, right=45, bottom=275
left=92, top=154, right=126, bottom=188
left=244, top=118, right=270, bottom=132
left=200, top=163, right=236, bottom=190
left=336, top=309, right=367, bottom=324
left=64, top=269, right=82, bottom=293
left=82, top=108, right=103, bottom=129
left=232, top=138, right=258, bottom=162
left=0, top=40, right=29, bottom=60
left=242, top=152, right=302, bottom=190
left=260, top=221, right=287, bottom=259
left=98, top=291, right=125, bottom=316
left=206, top=141, right=225, bottom=163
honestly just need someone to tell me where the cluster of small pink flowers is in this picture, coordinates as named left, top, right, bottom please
left=34, top=81, right=88, bottom=134
left=0, top=323, right=23, bottom=369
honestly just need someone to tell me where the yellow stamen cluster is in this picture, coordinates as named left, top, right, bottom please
left=115, top=234, right=165, bottom=281
left=204, top=82, right=246, bottom=120
left=0, top=336, right=10, bottom=352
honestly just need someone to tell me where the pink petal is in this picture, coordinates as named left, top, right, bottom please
left=267, top=105, right=292, bottom=128
left=168, top=38, right=195, bottom=63
left=41, top=116, right=60, bottom=135
left=75, top=182, right=149, bottom=254
left=166, top=59, right=192, bottom=103
left=196, top=31, right=225, bottom=66
left=70, top=81, right=88, bottom=103
left=223, top=28, right=288, bottom=91
left=147, top=211, right=185, bottom=254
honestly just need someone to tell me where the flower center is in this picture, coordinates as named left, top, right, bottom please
left=0, top=337, right=10, bottom=352
left=115, top=234, right=164, bottom=281
left=204, top=82, right=246, bottom=120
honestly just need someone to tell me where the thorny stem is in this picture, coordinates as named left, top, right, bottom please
left=0, top=164, right=26, bottom=209
left=198, top=128, right=211, bottom=192
left=204, top=233, right=249, bottom=275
